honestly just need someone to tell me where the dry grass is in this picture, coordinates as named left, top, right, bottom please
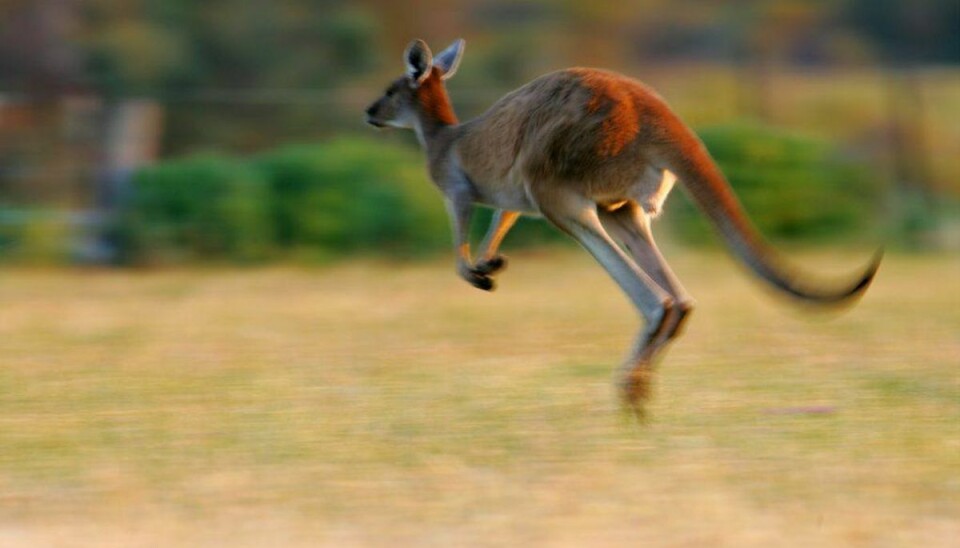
left=0, top=249, right=957, bottom=546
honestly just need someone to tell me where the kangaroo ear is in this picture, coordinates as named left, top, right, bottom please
left=404, top=39, right=433, bottom=87
left=434, top=39, right=465, bottom=80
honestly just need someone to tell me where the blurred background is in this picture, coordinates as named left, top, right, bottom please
left=1, top=0, right=958, bottom=264
left=1, top=2, right=959, bottom=546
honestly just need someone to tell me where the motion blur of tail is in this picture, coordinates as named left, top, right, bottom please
left=657, top=129, right=882, bottom=305
left=365, top=39, right=883, bottom=414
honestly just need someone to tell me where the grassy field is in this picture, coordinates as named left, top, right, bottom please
left=0, top=249, right=957, bottom=546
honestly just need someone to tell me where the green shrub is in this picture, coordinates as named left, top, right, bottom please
left=118, top=127, right=882, bottom=266
left=253, top=138, right=449, bottom=259
left=664, top=124, right=883, bottom=246
left=118, top=137, right=457, bottom=264
left=116, top=153, right=272, bottom=264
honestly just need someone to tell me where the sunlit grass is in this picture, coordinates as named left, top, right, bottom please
left=0, top=250, right=957, bottom=546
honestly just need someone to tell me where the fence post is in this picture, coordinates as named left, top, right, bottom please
left=82, top=99, right=163, bottom=262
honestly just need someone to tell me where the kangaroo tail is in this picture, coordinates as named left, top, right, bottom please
left=657, top=128, right=882, bottom=305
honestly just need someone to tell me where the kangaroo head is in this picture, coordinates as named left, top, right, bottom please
left=365, top=39, right=465, bottom=130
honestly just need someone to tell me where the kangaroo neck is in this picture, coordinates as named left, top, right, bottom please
left=413, top=117, right=457, bottom=149
left=413, top=76, right=459, bottom=149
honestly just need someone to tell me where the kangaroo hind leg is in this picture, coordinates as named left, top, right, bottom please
left=600, top=201, right=695, bottom=350
left=599, top=201, right=695, bottom=413
left=529, top=184, right=673, bottom=413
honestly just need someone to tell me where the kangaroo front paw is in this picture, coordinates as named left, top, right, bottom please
left=474, top=255, right=507, bottom=275
left=458, top=264, right=495, bottom=291
left=458, top=258, right=498, bottom=291
left=467, top=270, right=495, bottom=291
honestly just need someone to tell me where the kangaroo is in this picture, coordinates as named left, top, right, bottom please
left=365, top=39, right=882, bottom=412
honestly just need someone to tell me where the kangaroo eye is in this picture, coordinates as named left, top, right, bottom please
left=385, top=88, right=396, bottom=97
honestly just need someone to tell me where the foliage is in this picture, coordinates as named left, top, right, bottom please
left=115, top=153, right=273, bottom=264
left=664, top=124, right=883, bottom=246
left=79, top=0, right=380, bottom=96
left=114, top=138, right=449, bottom=264
left=843, top=0, right=960, bottom=64
left=253, top=138, right=449, bottom=260
left=111, top=127, right=884, bottom=266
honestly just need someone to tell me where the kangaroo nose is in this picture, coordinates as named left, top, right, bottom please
left=365, top=104, right=376, bottom=116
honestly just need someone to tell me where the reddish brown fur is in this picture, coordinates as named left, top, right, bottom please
left=417, top=69, right=458, bottom=126
left=573, top=68, right=642, bottom=158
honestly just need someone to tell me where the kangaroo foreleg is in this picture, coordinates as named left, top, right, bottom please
left=475, top=209, right=520, bottom=275
left=444, top=189, right=495, bottom=291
